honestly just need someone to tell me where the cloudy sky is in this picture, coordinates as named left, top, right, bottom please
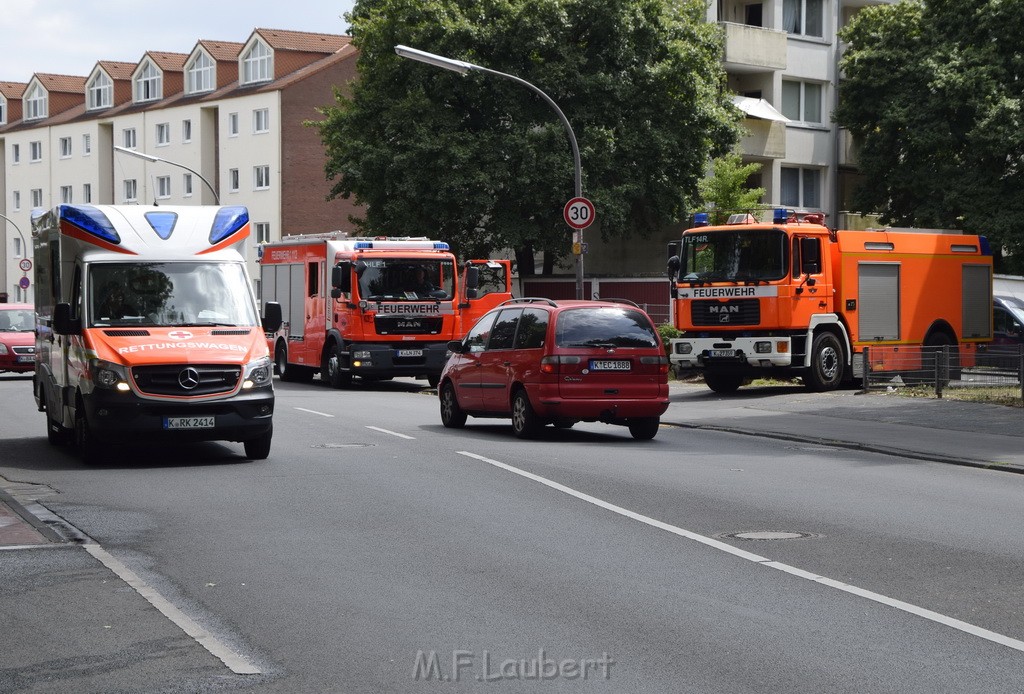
left=0, top=0, right=357, bottom=83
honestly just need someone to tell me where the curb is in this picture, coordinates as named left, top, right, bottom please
left=0, top=488, right=64, bottom=544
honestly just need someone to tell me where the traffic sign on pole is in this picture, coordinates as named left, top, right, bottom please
left=19, top=258, right=32, bottom=272
left=563, top=197, right=595, bottom=230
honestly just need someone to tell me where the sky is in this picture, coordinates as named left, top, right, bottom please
left=0, top=0, right=357, bottom=83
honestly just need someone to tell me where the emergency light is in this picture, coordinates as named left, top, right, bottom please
left=60, top=205, right=121, bottom=244
left=693, top=212, right=710, bottom=227
left=773, top=208, right=788, bottom=224
left=145, top=211, right=178, bottom=240
left=209, top=206, right=250, bottom=243
left=352, top=240, right=450, bottom=250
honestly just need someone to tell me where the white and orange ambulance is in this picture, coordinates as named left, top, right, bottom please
left=32, top=204, right=282, bottom=463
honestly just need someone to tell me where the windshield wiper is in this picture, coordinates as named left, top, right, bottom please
left=565, top=341, right=619, bottom=348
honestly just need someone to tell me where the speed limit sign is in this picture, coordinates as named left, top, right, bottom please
left=563, top=197, right=595, bottom=230
left=19, top=258, right=32, bottom=272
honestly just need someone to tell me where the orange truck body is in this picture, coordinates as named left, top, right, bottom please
left=667, top=210, right=993, bottom=392
left=258, top=233, right=512, bottom=387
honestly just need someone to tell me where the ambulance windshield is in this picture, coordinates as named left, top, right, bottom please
left=356, top=258, right=455, bottom=301
left=679, top=229, right=787, bottom=284
left=89, top=262, right=257, bottom=327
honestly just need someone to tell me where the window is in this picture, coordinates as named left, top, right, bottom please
left=255, top=222, right=271, bottom=244
left=24, top=82, right=47, bottom=120
left=12, top=191, right=20, bottom=211
left=13, top=237, right=23, bottom=258
left=60, top=186, right=73, bottom=203
left=254, top=165, right=270, bottom=190
left=124, top=179, right=138, bottom=202
left=228, top=112, right=239, bottom=136
left=87, top=71, right=113, bottom=110
left=134, top=60, right=162, bottom=102
left=59, top=137, right=72, bottom=158
left=513, top=308, right=549, bottom=349
left=781, top=80, right=823, bottom=124
left=229, top=168, right=239, bottom=192
left=186, top=51, right=214, bottom=94
left=0, top=95, right=6, bottom=125
left=123, top=128, right=137, bottom=149
left=241, top=40, right=272, bottom=84
left=781, top=166, right=821, bottom=209
left=156, top=122, right=170, bottom=146
left=183, top=173, right=193, bottom=197
left=156, top=175, right=171, bottom=199
left=11, top=144, right=19, bottom=164
left=182, top=119, right=192, bottom=143
left=82, top=134, right=92, bottom=155
left=253, top=108, right=269, bottom=133
left=31, top=189, right=43, bottom=208
left=83, top=183, right=92, bottom=203
left=783, top=0, right=823, bottom=37
left=30, top=141, right=42, bottom=162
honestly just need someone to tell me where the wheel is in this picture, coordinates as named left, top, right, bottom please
left=805, top=332, right=844, bottom=392
left=74, top=404, right=102, bottom=465
left=703, top=372, right=744, bottom=394
left=511, top=389, right=542, bottom=439
left=439, top=382, right=467, bottom=428
left=243, top=426, right=273, bottom=460
left=276, top=345, right=298, bottom=382
left=628, top=417, right=660, bottom=440
left=321, top=344, right=352, bottom=389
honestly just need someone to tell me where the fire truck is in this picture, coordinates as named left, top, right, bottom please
left=667, top=209, right=993, bottom=392
left=259, top=234, right=512, bottom=387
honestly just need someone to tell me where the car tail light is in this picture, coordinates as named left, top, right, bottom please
left=640, top=355, right=670, bottom=374
left=540, top=356, right=559, bottom=374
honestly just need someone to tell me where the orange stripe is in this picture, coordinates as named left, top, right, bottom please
left=60, top=221, right=137, bottom=255
left=197, top=223, right=250, bottom=255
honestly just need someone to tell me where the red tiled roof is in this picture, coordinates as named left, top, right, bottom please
left=0, top=82, right=27, bottom=98
left=253, top=28, right=349, bottom=53
left=196, top=40, right=244, bottom=62
left=96, top=61, right=136, bottom=80
left=143, top=52, right=189, bottom=71
left=33, top=74, right=87, bottom=92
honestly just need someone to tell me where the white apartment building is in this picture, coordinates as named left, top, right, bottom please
left=0, top=28, right=361, bottom=305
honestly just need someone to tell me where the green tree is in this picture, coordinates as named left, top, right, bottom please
left=836, top=0, right=1024, bottom=268
left=315, top=0, right=740, bottom=272
left=694, top=151, right=764, bottom=225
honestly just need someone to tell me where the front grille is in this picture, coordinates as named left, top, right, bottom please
left=374, top=315, right=443, bottom=335
left=131, top=364, right=241, bottom=397
left=12, top=346, right=34, bottom=356
left=690, top=299, right=760, bottom=326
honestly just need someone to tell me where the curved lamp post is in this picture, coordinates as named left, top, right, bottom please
left=113, top=146, right=220, bottom=204
left=394, top=45, right=585, bottom=299
left=0, top=211, right=30, bottom=301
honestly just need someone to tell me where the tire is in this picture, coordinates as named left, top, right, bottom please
left=74, top=404, right=102, bottom=465
left=628, top=417, right=660, bottom=440
left=276, top=345, right=297, bottom=382
left=923, top=332, right=959, bottom=385
left=704, top=372, right=744, bottom=394
left=321, top=344, right=352, bottom=389
left=243, top=426, right=273, bottom=460
left=805, top=332, right=844, bottom=392
left=511, top=389, right=542, bottom=439
left=439, top=382, right=467, bottom=428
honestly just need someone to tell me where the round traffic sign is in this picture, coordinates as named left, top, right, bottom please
left=563, top=197, right=595, bottom=230
left=18, top=276, right=31, bottom=289
left=19, top=258, right=32, bottom=272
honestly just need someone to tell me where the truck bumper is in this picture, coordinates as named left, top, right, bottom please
left=669, top=337, right=795, bottom=371
left=348, top=342, right=450, bottom=378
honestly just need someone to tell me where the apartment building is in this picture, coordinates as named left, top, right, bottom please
left=0, top=28, right=361, bottom=304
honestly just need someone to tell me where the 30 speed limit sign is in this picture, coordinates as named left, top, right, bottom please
left=563, top=197, right=595, bottom=230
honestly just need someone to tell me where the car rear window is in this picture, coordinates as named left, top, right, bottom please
left=554, top=307, right=659, bottom=348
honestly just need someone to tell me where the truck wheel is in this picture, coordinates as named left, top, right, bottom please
left=439, top=382, right=467, bottom=428
left=74, top=405, right=102, bottom=465
left=321, top=345, right=352, bottom=389
left=806, top=332, right=844, bottom=392
left=628, top=417, right=660, bottom=440
left=511, top=389, right=542, bottom=439
left=704, top=372, right=743, bottom=394
left=243, top=426, right=273, bottom=460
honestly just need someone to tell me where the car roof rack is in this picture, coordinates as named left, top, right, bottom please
left=600, top=298, right=641, bottom=308
left=499, top=297, right=559, bottom=307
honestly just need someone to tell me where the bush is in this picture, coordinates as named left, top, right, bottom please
left=657, top=323, right=682, bottom=358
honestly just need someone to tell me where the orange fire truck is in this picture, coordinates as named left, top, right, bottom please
left=259, top=234, right=512, bottom=387
left=667, top=209, right=993, bottom=392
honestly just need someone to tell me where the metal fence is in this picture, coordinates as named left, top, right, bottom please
left=860, top=344, right=1024, bottom=403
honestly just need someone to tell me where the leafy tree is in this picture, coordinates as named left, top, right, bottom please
left=837, top=0, right=1024, bottom=268
left=315, top=0, right=740, bottom=272
left=694, top=151, right=765, bottom=225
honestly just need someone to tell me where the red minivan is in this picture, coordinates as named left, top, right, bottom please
left=439, top=298, right=670, bottom=439
left=0, top=303, right=35, bottom=374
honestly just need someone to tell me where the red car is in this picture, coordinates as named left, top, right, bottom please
left=439, top=298, right=670, bottom=439
left=0, top=303, right=35, bottom=374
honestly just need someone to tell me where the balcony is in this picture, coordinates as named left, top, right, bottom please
left=838, top=128, right=860, bottom=167
left=739, top=118, right=787, bottom=159
left=721, top=22, right=788, bottom=73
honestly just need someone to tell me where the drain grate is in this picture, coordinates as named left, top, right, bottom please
left=718, top=531, right=818, bottom=540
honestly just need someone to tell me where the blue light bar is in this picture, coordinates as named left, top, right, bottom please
left=433, top=242, right=450, bottom=250
left=693, top=212, right=709, bottom=227
left=354, top=241, right=374, bottom=249
left=144, top=211, right=178, bottom=240
left=210, top=206, right=249, bottom=244
left=773, top=208, right=788, bottom=224
left=61, top=205, right=120, bottom=244
left=980, top=236, right=992, bottom=256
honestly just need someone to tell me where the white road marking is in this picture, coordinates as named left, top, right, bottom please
left=457, top=450, right=1024, bottom=655
left=294, top=407, right=334, bottom=418
left=84, top=544, right=261, bottom=675
left=366, top=426, right=415, bottom=440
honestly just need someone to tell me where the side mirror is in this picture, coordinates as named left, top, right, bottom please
left=667, top=241, right=680, bottom=260
left=262, top=301, right=282, bottom=333
left=53, top=303, right=78, bottom=335
left=331, top=262, right=352, bottom=294
left=446, top=340, right=465, bottom=354
left=465, top=265, right=480, bottom=290
left=667, top=255, right=680, bottom=280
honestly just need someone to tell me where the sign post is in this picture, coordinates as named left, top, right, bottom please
left=564, top=197, right=595, bottom=299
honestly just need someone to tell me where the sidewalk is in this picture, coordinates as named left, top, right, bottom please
left=0, top=487, right=55, bottom=547
left=665, top=382, right=1024, bottom=473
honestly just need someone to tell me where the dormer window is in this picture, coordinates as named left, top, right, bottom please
left=0, top=95, right=6, bottom=125
left=87, top=71, right=113, bottom=110
left=241, top=41, right=272, bottom=84
left=186, top=51, right=214, bottom=94
left=134, top=59, right=162, bottom=102
left=24, top=82, right=48, bottom=120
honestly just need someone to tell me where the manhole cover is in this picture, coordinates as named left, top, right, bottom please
left=719, top=531, right=818, bottom=540
left=311, top=443, right=376, bottom=449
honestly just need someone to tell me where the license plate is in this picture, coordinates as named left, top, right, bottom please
left=397, top=349, right=423, bottom=357
left=16, top=356, right=33, bottom=363
left=590, top=359, right=631, bottom=371
left=163, top=416, right=215, bottom=430
left=708, top=349, right=736, bottom=358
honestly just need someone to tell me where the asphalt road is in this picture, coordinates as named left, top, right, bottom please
left=1, top=373, right=1023, bottom=693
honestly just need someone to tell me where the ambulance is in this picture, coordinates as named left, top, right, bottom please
left=32, top=204, right=282, bottom=463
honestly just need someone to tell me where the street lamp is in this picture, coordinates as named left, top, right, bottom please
left=394, top=45, right=586, bottom=299
left=113, top=146, right=220, bottom=204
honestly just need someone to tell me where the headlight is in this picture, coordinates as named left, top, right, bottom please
left=353, top=350, right=371, bottom=359
left=243, top=356, right=273, bottom=389
left=92, top=360, right=129, bottom=390
left=0, top=344, right=8, bottom=356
